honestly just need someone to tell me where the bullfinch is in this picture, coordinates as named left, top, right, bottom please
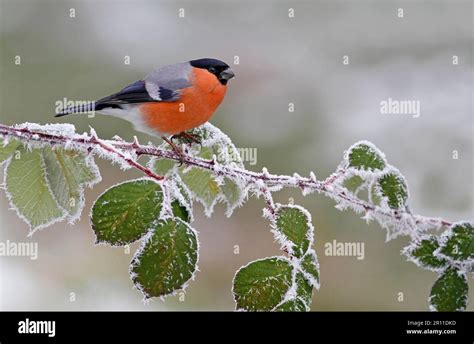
left=55, top=58, right=235, bottom=145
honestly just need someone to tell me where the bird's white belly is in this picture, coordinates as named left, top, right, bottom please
left=98, top=105, right=163, bottom=138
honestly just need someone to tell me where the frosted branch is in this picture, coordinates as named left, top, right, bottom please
left=0, top=123, right=453, bottom=238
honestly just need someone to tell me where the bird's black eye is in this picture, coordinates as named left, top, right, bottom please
left=208, top=66, right=217, bottom=74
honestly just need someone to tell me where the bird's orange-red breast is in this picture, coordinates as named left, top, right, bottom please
left=139, top=67, right=228, bottom=134
left=55, top=58, right=235, bottom=137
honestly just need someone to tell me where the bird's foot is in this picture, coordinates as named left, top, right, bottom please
left=171, top=131, right=201, bottom=146
left=162, top=136, right=186, bottom=166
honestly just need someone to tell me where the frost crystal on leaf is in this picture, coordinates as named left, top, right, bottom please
left=343, top=140, right=387, bottom=172
left=150, top=123, right=249, bottom=217
left=376, top=168, right=409, bottom=210
left=436, top=221, right=474, bottom=272
left=402, top=235, right=448, bottom=272
left=272, top=204, right=314, bottom=258
left=130, top=217, right=199, bottom=299
left=299, top=249, right=320, bottom=289
left=2, top=143, right=101, bottom=234
left=91, top=178, right=163, bottom=246
left=232, top=256, right=293, bottom=311
left=429, top=268, right=468, bottom=312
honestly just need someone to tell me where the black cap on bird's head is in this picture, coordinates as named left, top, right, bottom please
left=190, top=58, right=235, bottom=85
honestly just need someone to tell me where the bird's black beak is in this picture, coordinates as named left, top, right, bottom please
left=220, top=67, right=235, bottom=81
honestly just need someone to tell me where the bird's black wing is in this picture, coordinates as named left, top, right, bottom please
left=94, top=80, right=156, bottom=110
left=55, top=80, right=177, bottom=117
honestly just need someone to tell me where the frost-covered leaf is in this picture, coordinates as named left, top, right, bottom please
left=175, top=177, right=192, bottom=207
left=300, top=250, right=320, bottom=288
left=153, top=158, right=176, bottom=176
left=376, top=171, right=408, bottom=209
left=158, top=123, right=247, bottom=217
left=0, top=138, right=20, bottom=164
left=438, top=222, right=474, bottom=263
left=180, top=168, right=220, bottom=214
left=346, top=141, right=386, bottom=171
left=343, top=175, right=365, bottom=194
left=131, top=217, right=198, bottom=298
left=42, top=146, right=100, bottom=221
left=171, top=200, right=190, bottom=223
left=429, top=268, right=468, bottom=311
left=225, top=143, right=244, bottom=168
left=274, top=267, right=315, bottom=312
left=188, top=124, right=242, bottom=164
left=295, top=271, right=313, bottom=307
left=197, top=146, right=213, bottom=159
left=369, top=181, right=382, bottom=206
left=274, top=298, right=307, bottom=312
left=163, top=174, right=193, bottom=220
left=3, top=143, right=101, bottom=232
left=221, top=177, right=243, bottom=215
left=233, top=257, right=293, bottom=311
left=5, top=147, right=64, bottom=231
left=91, top=179, right=163, bottom=245
left=274, top=205, right=312, bottom=258
left=176, top=132, right=242, bottom=216
left=403, top=236, right=448, bottom=271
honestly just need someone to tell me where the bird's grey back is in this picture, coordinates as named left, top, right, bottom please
left=145, top=62, right=192, bottom=95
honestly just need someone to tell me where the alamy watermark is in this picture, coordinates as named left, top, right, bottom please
left=380, top=97, right=421, bottom=118
left=0, top=240, right=38, bottom=260
left=18, top=318, right=55, bottom=337
left=324, top=240, right=365, bottom=260
left=55, top=98, right=96, bottom=118
left=216, top=147, right=258, bottom=166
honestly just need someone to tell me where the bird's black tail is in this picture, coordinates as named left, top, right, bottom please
left=54, top=101, right=97, bottom=117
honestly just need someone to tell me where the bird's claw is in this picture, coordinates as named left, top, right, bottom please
left=171, top=131, right=202, bottom=146
left=162, top=136, right=187, bottom=166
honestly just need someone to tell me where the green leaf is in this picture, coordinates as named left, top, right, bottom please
left=91, top=179, right=163, bottom=245
left=0, top=138, right=20, bottom=164
left=439, top=222, right=474, bottom=262
left=429, top=268, right=468, bottom=311
left=406, top=236, right=448, bottom=270
left=221, top=177, right=242, bottom=214
left=171, top=200, right=190, bottom=223
left=131, top=218, right=198, bottom=298
left=274, top=298, right=307, bottom=312
left=188, top=123, right=221, bottom=143
left=42, top=147, right=99, bottom=219
left=5, top=147, right=64, bottom=230
left=197, top=146, right=214, bottom=159
left=177, top=126, right=243, bottom=167
left=347, top=142, right=386, bottom=171
left=180, top=168, right=220, bottom=211
left=233, top=257, right=293, bottom=311
left=153, top=158, right=176, bottom=176
left=369, top=182, right=382, bottom=206
left=176, top=178, right=192, bottom=207
left=216, top=143, right=244, bottom=167
left=226, top=144, right=244, bottom=167
left=377, top=171, right=408, bottom=209
left=158, top=124, right=246, bottom=217
left=343, top=175, right=365, bottom=193
left=274, top=272, right=312, bottom=312
left=295, top=271, right=313, bottom=307
left=300, top=250, right=320, bottom=287
left=275, top=206, right=312, bottom=258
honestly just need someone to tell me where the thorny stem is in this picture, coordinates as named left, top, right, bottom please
left=261, top=188, right=276, bottom=215
left=0, top=124, right=453, bottom=234
left=91, top=135, right=164, bottom=181
left=0, top=124, right=164, bottom=181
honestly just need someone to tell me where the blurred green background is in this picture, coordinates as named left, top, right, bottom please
left=0, top=0, right=472, bottom=310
